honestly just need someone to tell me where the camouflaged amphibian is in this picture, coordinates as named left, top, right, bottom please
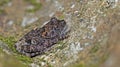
left=15, top=17, right=69, bottom=57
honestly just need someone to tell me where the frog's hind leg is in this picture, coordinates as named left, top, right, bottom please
left=22, top=45, right=44, bottom=53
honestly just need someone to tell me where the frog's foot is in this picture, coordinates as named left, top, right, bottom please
left=59, top=24, right=70, bottom=40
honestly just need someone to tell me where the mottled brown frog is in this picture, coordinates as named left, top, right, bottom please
left=15, top=17, right=69, bottom=57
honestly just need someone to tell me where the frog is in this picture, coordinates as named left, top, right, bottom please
left=15, top=17, right=69, bottom=57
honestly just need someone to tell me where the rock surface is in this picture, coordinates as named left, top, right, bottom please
left=0, top=0, right=120, bottom=67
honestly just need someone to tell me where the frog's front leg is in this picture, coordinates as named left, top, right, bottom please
left=59, top=25, right=70, bottom=40
left=59, top=33, right=69, bottom=40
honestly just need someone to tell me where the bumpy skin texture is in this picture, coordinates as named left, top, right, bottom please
left=15, top=17, right=69, bottom=57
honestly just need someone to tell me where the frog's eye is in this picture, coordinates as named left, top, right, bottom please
left=31, top=39, right=37, bottom=45
left=26, top=39, right=31, bottom=44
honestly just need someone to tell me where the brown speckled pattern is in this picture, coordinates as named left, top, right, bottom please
left=15, top=17, right=69, bottom=57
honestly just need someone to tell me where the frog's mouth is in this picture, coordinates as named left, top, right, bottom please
left=15, top=43, right=22, bottom=53
left=15, top=38, right=28, bottom=53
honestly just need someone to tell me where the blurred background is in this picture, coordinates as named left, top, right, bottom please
left=0, top=0, right=120, bottom=67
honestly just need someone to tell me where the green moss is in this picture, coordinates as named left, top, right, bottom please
left=0, top=53, right=28, bottom=67
left=0, top=35, right=32, bottom=64
left=74, top=63, right=85, bottom=67
left=46, top=62, right=53, bottom=67
left=0, top=9, right=4, bottom=14
left=88, top=64, right=99, bottom=67
left=39, top=58, right=46, bottom=62
left=0, top=48, right=3, bottom=52
left=59, top=15, right=65, bottom=19
left=90, top=44, right=100, bottom=53
left=57, top=41, right=66, bottom=50
left=100, top=53, right=109, bottom=62
left=0, top=0, right=10, bottom=6
left=24, top=0, right=42, bottom=13
left=16, top=55, right=33, bottom=63
left=70, top=62, right=85, bottom=67
left=0, top=0, right=10, bottom=14
left=0, top=35, right=17, bottom=52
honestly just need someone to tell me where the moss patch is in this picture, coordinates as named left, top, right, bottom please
left=0, top=51, right=27, bottom=67
left=0, top=9, right=5, bottom=14
left=0, top=0, right=11, bottom=6
left=0, top=35, right=32, bottom=64
left=0, top=35, right=16, bottom=52
left=16, top=55, right=33, bottom=64
left=0, top=0, right=11, bottom=14
left=90, top=44, right=100, bottom=53
left=24, top=0, right=42, bottom=13
left=56, top=41, right=67, bottom=50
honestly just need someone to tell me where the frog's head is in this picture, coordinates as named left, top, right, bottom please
left=50, top=17, right=66, bottom=29
left=15, top=38, right=29, bottom=53
left=51, top=17, right=70, bottom=38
